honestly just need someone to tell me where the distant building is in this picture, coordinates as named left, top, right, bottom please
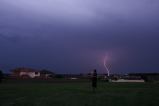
left=11, top=67, right=40, bottom=78
left=111, top=79, right=145, bottom=83
left=129, top=73, right=159, bottom=82
left=40, top=70, right=55, bottom=79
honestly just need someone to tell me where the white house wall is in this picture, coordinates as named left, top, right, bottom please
left=20, top=72, right=40, bottom=78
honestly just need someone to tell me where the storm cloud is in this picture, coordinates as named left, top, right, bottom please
left=0, top=0, right=159, bottom=73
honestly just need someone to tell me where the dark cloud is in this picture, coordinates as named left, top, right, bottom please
left=0, top=0, right=159, bottom=73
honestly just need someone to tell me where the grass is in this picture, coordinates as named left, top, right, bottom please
left=0, top=81, right=159, bottom=106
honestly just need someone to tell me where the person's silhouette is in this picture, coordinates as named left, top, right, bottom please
left=92, top=69, right=97, bottom=92
left=0, top=70, right=3, bottom=83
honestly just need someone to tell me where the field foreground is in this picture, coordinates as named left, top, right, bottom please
left=0, top=82, right=159, bottom=106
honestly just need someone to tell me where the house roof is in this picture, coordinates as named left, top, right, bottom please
left=40, top=70, right=54, bottom=74
left=12, top=67, right=40, bottom=73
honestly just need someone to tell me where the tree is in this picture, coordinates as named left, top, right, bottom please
left=0, top=70, right=3, bottom=83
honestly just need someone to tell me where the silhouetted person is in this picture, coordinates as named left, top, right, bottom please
left=0, top=70, right=3, bottom=83
left=91, top=69, right=97, bottom=92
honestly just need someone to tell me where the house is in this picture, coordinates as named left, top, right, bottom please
left=11, top=67, right=40, bottom=78
left=40, top=70, right=55, bottom=79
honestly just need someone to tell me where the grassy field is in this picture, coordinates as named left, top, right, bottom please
left=0, top=81, right=159, bottom=106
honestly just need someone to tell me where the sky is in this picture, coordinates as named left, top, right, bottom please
left=0, top=0, right=159, bottom=74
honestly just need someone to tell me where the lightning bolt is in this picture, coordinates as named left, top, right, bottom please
left=104, top=55, right=110, bottom=76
